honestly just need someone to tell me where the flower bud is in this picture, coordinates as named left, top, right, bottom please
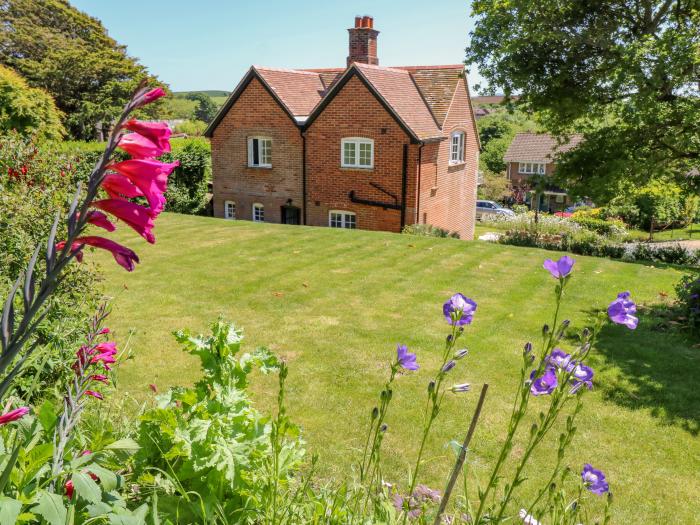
left=446, top=334, right=453, bottom=343
left=371, top=407, right=379, bottom=419
left=454, top=349, right=468, bottom=360
left=380, top=423, right=388, bottom=432
left=386, top=389, right=393, bottom=400
left=442, top=360, right=456, bottom=373
left=542, top=324, right=550, bottom=335
left=427, top=380, right=436, bottom=393
left=450, top=383, right=470, bottom=393
left=523, top=342, right=532, bottom=355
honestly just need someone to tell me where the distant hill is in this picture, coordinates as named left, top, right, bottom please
left=174, top=90, right=230, bottom=99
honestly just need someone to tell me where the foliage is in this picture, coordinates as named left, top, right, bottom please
left=634, top=179, right=684, bottom=231
left=186, top=92, right=218, bottom=123
left=174, top=119, right=207, bottom=136
left=161, top=138, right=211, bottom=215
left=0, top=0, right=164, bottom=139
left=0, top=65, right=64, bottom=140
left=0, top=132, right=99, bottom=403
left=570, top=216, right=627, bottom=238
left=476, top=110, right=537, bottom=174
left=466, top=0, right=700, bottom=198
left=675, top=273, right=700, bottom=333
left=478, top=170, right=512, bottom=201
left=133, top=319, right=305, bottom=523
left=479, top=135, right=512, bottom=173
left=402, top=224, right=460, bottom=239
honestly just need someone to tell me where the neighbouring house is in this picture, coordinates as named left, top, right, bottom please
left=504, top=132, right=583, bottom=213
left=471, top=95, right=520, bottom=119
left=205, top=15, right=480, bottom=239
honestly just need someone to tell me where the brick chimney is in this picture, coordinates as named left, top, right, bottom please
left=347, top=15, right=379, bottom=67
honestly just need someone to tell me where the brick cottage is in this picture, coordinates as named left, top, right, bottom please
left=205, top=16, right=480, bottom=239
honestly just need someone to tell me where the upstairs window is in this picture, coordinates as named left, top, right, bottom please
left=450, top=131, right=465, bottom=164
left=518, top=162, right=546, bottom=175
left=329, top=211, right=357, bottom=229
left=224, top=200, right=236, bottom=220
left=252, top=203, right=265, bottom=222
left=248, top=137, right=272, bottom=168
left=341, top=138, right=374, bottom=169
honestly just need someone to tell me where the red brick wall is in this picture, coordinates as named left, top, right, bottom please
left=415, top=77, right=478, bottom=240
left=507, top=161, right=556, bottom=188
left=304, top=75, right=415, bottom=233
left=210, top=76, right=303, bottom=223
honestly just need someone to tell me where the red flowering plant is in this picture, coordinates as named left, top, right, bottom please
left=0, top=84, right=176, bottom=405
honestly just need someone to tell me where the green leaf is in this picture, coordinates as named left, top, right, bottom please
left=105, top=439, right=140, bottom=454
left=72, top=472, right=101, bottom=503
left=0, top=444, right=20, bottom=493
left=87, top=464, right=119, bottom=492
left=37, top=401, right=58, bottom=434
left=31, top=491, right=67, bottom=525
left=0, top=496, right=22, bottom=525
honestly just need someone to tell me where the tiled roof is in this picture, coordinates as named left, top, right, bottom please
left=207, top=63, right=471, bottom=141
left=504, top=132, right=584, bottom=163
left=353, top=63, right=442, bottom=140
left=255, top=67, right=325, bottom=117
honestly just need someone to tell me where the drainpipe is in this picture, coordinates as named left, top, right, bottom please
left=400, top=143, right=408, bottom=229
left=301, top=130, right=307, bottom=225
left=416, top=142, right=424, bottom=224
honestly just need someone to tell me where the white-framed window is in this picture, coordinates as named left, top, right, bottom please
left=329, top=211, right=356, bottom=229
left=450, top=131, right=465, bottom=164
left=252, top=203, right=265, bottom=222
left=341, top=138, right=374, bottom=169
left=518, top=162, right=546, bottom=175
left=224, top=200, right=236, bottom=220
left=248, top=137, right=272, bottom=168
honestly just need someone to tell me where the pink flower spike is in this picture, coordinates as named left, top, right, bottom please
left=91, top=374, right=109, bottom=384
left=73, top=236, right=139, bottom=271
left=98, top=328, right=110, bottom=335
left=124, top=119, right=172, bottom=152
left=86, top=210, right=116, bottom=232
left=85, top=390, right=104, bottom=400
left=134, top=87, right=166, bottom=107
left=118, top=133, right=166, bottom=159
left=79, top=450, right=92, bottom=457
left=92, top=199, right=156, bottom=243
left=102, top=174, right=145, bottom=201
left=0, top=407, right=29, bottom=425
left=56, top=241, right=84, bottom=263
left=65, top=480, right=74, bottom=499
left=108, top=159, right=178, bottom=215
left=91, top=342, right=117, bottom=355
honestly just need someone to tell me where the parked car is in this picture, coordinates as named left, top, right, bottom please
left=476, top=200, right=516, bottom=220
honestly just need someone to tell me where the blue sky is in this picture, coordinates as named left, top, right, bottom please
left=69, top=0, right=483, bottom=93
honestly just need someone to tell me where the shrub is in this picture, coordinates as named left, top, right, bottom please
left=512, top=204, right=529, bottom=215
left=676, top=273, right=700, bottom=333
left=174, top=119, right=207, bottom=136
left=570, top=215, right=627, bottom=238
left=403, top=224, right=460, bottom=239
left=630, top=244, right=699, bottom=266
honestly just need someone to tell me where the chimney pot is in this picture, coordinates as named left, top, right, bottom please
left=355, top=16, right=362, bottom=28
left=367, top=17, right=374, bottom=29
left=362, top=16, right=370, bottom=28
left=347, top=15, right=379, bottom=67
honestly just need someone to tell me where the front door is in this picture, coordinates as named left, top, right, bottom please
left=281, top=206, right=301, bottom=225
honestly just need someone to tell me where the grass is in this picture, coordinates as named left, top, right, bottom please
left=97, top=213, right=699, bottom=522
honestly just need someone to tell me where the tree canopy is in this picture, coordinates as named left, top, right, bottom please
left=0, top=0, right=164, bottom=140
left=466, top=0, right=700, bottom=201
left=0, top=64, right=64, bottom=139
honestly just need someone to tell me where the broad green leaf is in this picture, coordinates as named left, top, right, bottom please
left=87, top=464, right=119, bottom=491
left=37, top=401, right=58, bottom=433
left=31, top=491, right=67, bottom=525
left=0, top=496, right=22, bottom=525
left=105, top=439, right=140, bottom=454
left=72, top=472, right=101, bottom=503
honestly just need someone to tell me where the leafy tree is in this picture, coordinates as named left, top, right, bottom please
left=0, top=65, right=64, bottom=139
left=478, top=170, right=511, bottom=202
left=0, top=0, right=164, bottom=139
left=480, top=135, right=512, bottom=173
left=466, top=0, right=700, bottom=197
left=186, top=92, right=218, bottom=123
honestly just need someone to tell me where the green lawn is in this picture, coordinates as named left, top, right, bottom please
left=98, top=214, right=699, bottom=522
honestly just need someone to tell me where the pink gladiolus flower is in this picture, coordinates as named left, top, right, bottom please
left=118, top=133, right=166, bottom=159
left=108, top=159, right=178, bottom=215
left=0, top=407, right=29, bottom=425
left=91, top=374, right=109, bottom=384
left=65, top=480, right=74, bottom=499
left=56, top=241, right=84, bottom=263
left=79, top=450, right=92, bottom=457
left=102, top=174, right=145, bottom=201
left=91, top=199, right=156, bottom=243
left=91, top=341, right=117, bottom=355
left=72, top=236, right=139, bottom=271
left=124, top=119, right=172, bottom=152
left=85, top=390, right=104, bottom=400
left=98, top=328, right=110, bottom=335
left=134, top=87, right=166, bottom=107
left=86, top=210, right=115, bottom=232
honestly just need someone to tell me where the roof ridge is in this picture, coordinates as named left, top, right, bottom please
left=253, top=65, right=321, bottom=76
left=394, top=64, right=465, bottom=71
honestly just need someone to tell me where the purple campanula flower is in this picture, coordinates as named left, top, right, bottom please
left=530, top=366, right=558, bottom=396
left=546, top=348, right=572, bottom=369
left=543, top=255, right=575, bottom=279
left=414, top=484, right=441, bottom=503
left=581, top=464, right=609, bottom=495
left=454, top=348, right=469, bottom=360
left=450, top=383, right=470, bottom=393
left=568, top=363, right=594, bottom=393
left=607, top=291, right=638, bottom=329
left=396, top=344, right=419, bottom=371
left=392, top=493, right=421, bottom=519
left=443, top=293, right=477, bottom=326
left=519, top=509, right=543, bottom=525
left=442, top=360, right=456, bottom=373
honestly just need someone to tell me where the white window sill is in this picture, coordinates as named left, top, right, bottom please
left=449, top=161, right=466, bottom=167
left=248, top=164, right=273, bottom=169
left=340, top=165, right=374, bottom=170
